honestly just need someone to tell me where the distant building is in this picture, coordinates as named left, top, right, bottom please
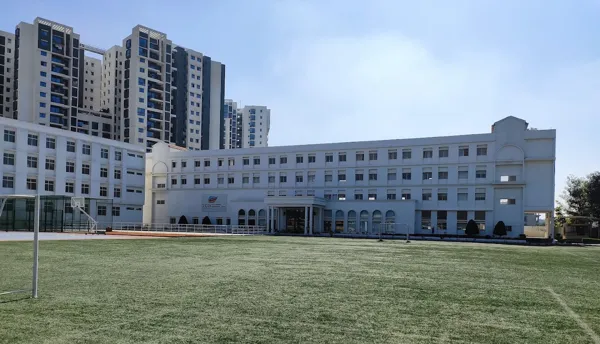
left=224, top=100, right=270, bottom=149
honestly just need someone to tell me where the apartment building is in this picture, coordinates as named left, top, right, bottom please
left=144, top=116, right=556, bottom=238
left=0, top=116, right=145, bottom=230
left=100, top=45, right=124, bottom=140
left=224, top=100, right=271, bottom=149
left=0, top=30, right=15, bottom=118
left=82, top=56, right=101, bottom=111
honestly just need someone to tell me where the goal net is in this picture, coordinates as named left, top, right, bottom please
left=0, top=194, right=40, bottom=299
left=380, top=222, right=412, bottom=241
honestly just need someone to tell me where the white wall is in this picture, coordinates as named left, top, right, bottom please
left=0, top=117, right=146, bottom=224
left=145, top=116, right=556, bottom=237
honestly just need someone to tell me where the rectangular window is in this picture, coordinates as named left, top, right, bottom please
left=2, top=175, right=15, bottom=188
left=421, top=211, right=432, bottom=229
left=64, top=181, right=74, bottom=193
left=101, top=148, right=109, bottom=159
left=27, top=156, right=38, bottom=168
left=388, top=150, right=397, bottom=160
left=475, top=188, right=486, bottom=201
left=437, top=211, right=448, bottom=230
left=280, top=156, right=287, bottom=164
left=422, top=171, right=433, bottom=180
left=100, top=167, right=108, bottom=178
left=295, top=173, right=303, bottom=183
left=402, top=169, right=411, bottom=180
left=356, top=152, right=365, bottom=161
left=3, top=153, right=15, bottom=166
left=387, top=190, right=396, bottom=200
left=100, top=186, right=108, bottom=197
left=325, top=154, right=334, bottom=163
left=402, top=190, right=411, bottom=200
left=243, top=157, right=250, bottom=166
left=500, top=198, right=516, bottom=205
left=368, top=169, right=377, bottom=181
left=4, top=130, right=16, bottom=143
left=45, top=158, right=55, bottom=170
left=114, top=169, right=121, bottom=179
left=268, top=175, right=275, bottom=183
left=66, top=161, right=75, bottom=173
left=458, top=169, right=468, bottom=179
left=476, top=168, right=487, bottom=179
left=253, top=157, right=260, bottom=165
left=476, top=145, right=488, bottom=156
left=66, top=141, right=75, bottom=152
left=423, top=149, right=433, bottom=159
left=307, top=172, right=316, bottom=183
left=204, top=159, right=210, bottom=167
left=459, top=146, right=469, bottom=157
left=115, top=151, right=122, bottom=161
left=438, top=147, right=449, bottom=158
left=368, top=151, right=378, bottom=161
left=338, top=171, right=347, bottom=182
left=325, top=172, right=333, bottom=182
left=112, top=207, right=121, bottom=217
left=387, top=169, right=397, bottom=181
left=46, top=137, right=56, bottom=149
left=368, top=191, right=377, bottom=201
left=82, top=144, right=91, bottom=155
left=218, top=176, right=224, bottom=184
left=27, top=177, right=37, bottom=190
left=45, top=179, right=55, bottom=192
left=279, top=174, right=287, bottom=183
left=402, top=150, right=411, bottom=159
left=438, top=170, right=448, bottom=179
left=422, top=190, right=432, bottom=201
left=296, top=155, right=304, bottom=163
left=227, top=176, right=234, bottom=184
left=438, top=191, right=448, bottom=201
left=355, top=171, right=364, bottom=181
left=354, top=192, right=363, bottom=200
left=28, top=134, right=39, bottom=147
left=268, top=157, right=276, bottom=165
left=253, top=175, right=260, bottom=183
left=156, top=200, right=165, bottom=205
left=338, top=153, right=346, bottom=162
left=97, top=205, right=107, bottom=216
left=114, top=188, right=121, bottom=198
left=500, top=175, right=517, bottom=182
left=82, top=164, right=90, bottom=175
left=457, top=189, right=468, bottom=201
left=81, top=183, right=90, bottom=194
left=308, top=155, right=316, bottom=163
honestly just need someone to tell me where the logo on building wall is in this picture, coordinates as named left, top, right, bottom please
left=202, top=195, right=227, bottom=212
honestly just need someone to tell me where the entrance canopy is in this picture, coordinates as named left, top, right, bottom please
left=264, top=196, right=327, bottom=208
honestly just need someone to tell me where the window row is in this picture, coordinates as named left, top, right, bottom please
left=1, top=175, right=126, bottom=196
left=2, top=155, right=143, bottom=178
left=163, top=167, right=507, bottom=187
left=171, top=145, right=489, bottom=169
left=3, top=129, right=122, bottom=160
left=258, top=188, right=495, bottom=201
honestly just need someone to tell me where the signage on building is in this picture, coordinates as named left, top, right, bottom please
left=201, top=194, right=227, bottom=212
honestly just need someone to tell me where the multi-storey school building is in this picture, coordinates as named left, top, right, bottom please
left=144, top=116, right=556, bottom=237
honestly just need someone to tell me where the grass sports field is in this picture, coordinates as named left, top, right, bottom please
left=1, top=236, right=599, bottom=344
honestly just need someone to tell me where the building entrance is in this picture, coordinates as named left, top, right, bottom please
left=285, top=208, right=306, bottom=234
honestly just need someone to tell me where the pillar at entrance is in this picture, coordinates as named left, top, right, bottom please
left=309, top=206, right=314, bottom=235
left=304, top=206, right=308, bottom=235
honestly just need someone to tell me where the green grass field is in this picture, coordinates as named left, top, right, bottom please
left=1, top=236, right=599, bottom=344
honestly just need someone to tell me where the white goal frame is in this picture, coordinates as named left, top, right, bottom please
left=0, top=194, right=40, bottom=298
left=380, top=222, right=412, bottom=242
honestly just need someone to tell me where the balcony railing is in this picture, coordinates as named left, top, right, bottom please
left=51, top=56, right=69, bottom=66
left=148, top=82, right=163, bottom=92
left=148, top=62, right=161, bottom=71
left=147, top=101, right=164, bottom=111
left=148, top=71, right=162, bottom=82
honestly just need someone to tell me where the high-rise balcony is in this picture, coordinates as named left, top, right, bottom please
left=147, top=91, right=163, bottom=101
left=51, top=55, right=69, bottom=67
left=51, top=64, right=69, bottom=76
left=149, top=50, right=160, bottom=61
left=147, top=99, right=164, bottom=111
left=147, top=71, right=162, bottom=82
left=147, top=110, right=163, bottom=121
left=50, top=75, right=69, bottom=87
left=51, top=85, right=68, bottom=97
left=148, top=61, right=162, bottom=72
left=50, top=95, right=69, bottom=107
left=147, top=122, right=162, bottom=131
left=50, top=105, right=68, bottom=116
left=148, top=82, right=163, bottom=92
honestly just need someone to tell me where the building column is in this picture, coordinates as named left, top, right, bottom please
left=304, top=206, right=308, bottom=235
left=309, top=206, right=314, bottom=235
left=266, top=206, right=270, bottom=232
left=331, top=209, right=336, bottom=234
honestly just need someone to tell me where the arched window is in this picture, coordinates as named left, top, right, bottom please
left=372, top=210, right=382, bottom=233
left=384, top=210, right=396, bottom=233
left=347, top=210, right=357, bottom=233
left=335, top=210, right=344, bottom=233
left=248, top=209, right=256, bottom=226
left=238, top=209, right=246, bottom=226
left=360, top=210, right=369, bottom=233
left=258, top=209, right=266, bottom=226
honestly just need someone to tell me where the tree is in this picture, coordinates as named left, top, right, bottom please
left=465, top=220, right=479, bottom=236
left=493, top=221, right=507, bottom=237
left=178, top=215, right=188, bottom=225
left=562, top=175, right=590, bottom=217
left=202, top=216, right=212, bottom=225
left=586, top=172, right=600, bottom=219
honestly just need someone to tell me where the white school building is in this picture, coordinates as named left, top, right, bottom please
left=0, top=117, right=145, bottom=230
left=144, top=116, right=556, bottom=238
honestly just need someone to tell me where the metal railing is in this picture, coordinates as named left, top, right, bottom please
left=109, top=222, right=267, bottom=235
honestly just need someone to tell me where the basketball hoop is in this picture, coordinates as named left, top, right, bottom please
left=70, top=197, right=85, bottom=209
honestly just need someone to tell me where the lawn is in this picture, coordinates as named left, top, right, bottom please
left=1, top=236, right=599, bottom=344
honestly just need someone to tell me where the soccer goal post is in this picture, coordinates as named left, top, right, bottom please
left=0, top=194, right=40, bottom=298
left=381, top=222, right=411, bottom=242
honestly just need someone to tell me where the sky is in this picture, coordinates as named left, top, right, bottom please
left=2, top=0, right=599, bottom=199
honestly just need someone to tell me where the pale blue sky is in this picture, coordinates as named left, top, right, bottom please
left=2, top=0, right=599, bottom=198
